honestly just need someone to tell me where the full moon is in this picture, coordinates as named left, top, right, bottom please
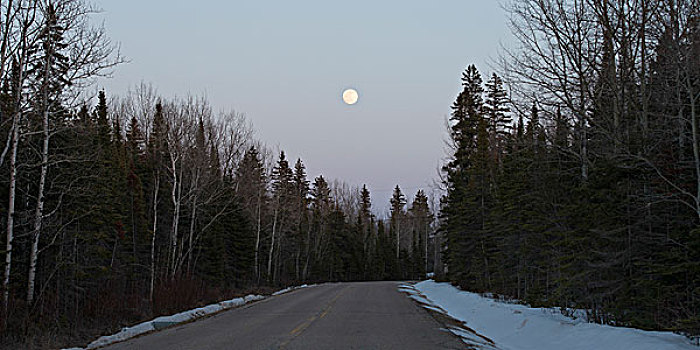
left=342, top=89, right=359, bottom=105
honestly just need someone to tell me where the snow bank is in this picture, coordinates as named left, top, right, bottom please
left=64, top=286, right=308, bottom=350
left=272, top=283, right=309, bottom=296
left=408, top=280, right=697, bottom=350
left=78, top=294, right=261, bottom=349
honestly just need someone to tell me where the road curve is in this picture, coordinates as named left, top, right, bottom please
left=104, top=281, right=464, bottom=350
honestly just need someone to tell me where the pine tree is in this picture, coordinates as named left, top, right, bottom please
left=409, top=190, right=431, bottom=279
left=26, top=3, right=70, bottom=117
left=146, top=102, right=169, bottom=302
left=441, top=64, right=486, bottom=288
left=309, top=175, right=332, bottom=280
left=358, top=185, right=373, bottom=278
left=235, top=146, right=267, bottom=282
left=484, top=73, right=511, bottom=168
left=390, top=185, right=406, bottom=265
left=268, top=151, right=294, bottom=282
left=292, top=158, right=309, bottom=281
left=95, top=91, right=111, bottom=148
left=126, top=116, right=145, bottom=156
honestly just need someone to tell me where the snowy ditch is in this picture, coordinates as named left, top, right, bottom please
left=400, top=280, right=698, bottom=350
left=63, top=284, right=312, bottom=350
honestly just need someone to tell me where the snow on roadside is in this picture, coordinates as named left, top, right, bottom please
left=63, top=284, right=312, bottom=350
left=408, top=280, right=697, bottom=350
left=272, top=284, right=309, bottom=296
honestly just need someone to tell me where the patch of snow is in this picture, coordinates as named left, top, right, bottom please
left=85, top=319, right=156, bottom=349
left=220, top=297, right=246, bottom=309
left=446, top=326, right=500, bottom=350
left=272, top=287, right=293, bottom=296
left=398, top=286, right=417, bottom=295
left=407, top=293, right=434, bottom=305
left=244, top=294, right=265, bottom=303
left=420, top=304, right=445, bottom=314
left=272, top=283, right=310, bottom=296
left=413, top=280, right=697, bottom=350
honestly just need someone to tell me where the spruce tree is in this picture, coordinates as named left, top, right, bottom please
left=292, top=158, right=310, bottom=281
left=235, top=146, right=267, bottom=281
left=441, top=64, right=486, bottom=288
left=484, top=73, right=511, bottom=168
left=358, top=185, right=373, bottom=278
left=268, top=151, right=294, bottom=282
left=409, top=190, right=430, bottom=278
left=389, top=185, right=406, bottom=262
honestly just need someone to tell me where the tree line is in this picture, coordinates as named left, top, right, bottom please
left=0, top=1, right=436, bottom=347
left=440, top=0, right=699, bottom=337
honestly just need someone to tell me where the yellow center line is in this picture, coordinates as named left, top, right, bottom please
left=289, top=315, right=317, bottom=336
left=279, top=287, right=348, bottom=348
left=319, top=308, right=330, bottom=319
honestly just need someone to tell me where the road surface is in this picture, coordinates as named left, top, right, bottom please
left=104, top=281, right=464, bottom=349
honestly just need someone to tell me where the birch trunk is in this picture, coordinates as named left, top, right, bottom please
left=3, top=111, right=20, bottom=318
left=2, top=40, right=24, bottom=320
left=27, top=32, right=54, bottom=305
left=302, top=218, right=312, bottom=281
left=169, top=155, right=182, bottom=279
left=689, top=80, right=700, bottom=221
left=187, top=167, right=201, bottom=274
left=254, top=189, right=262, bottom=282
left=186, top=191, right=197, bottom=275
left=267, top=199, right=279, bottom=280
left=149, top=175, right=160, bottom=302
left=27, top=98, right=50, bottom=306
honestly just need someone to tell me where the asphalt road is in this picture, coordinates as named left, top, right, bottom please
left=104, top=281, right=465, bottom=350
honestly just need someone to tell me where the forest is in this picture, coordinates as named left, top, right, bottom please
left=440, top=0, right=699, bottom=338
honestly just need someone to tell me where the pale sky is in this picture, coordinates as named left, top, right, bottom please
left=93, top=0, right=513, bottom=214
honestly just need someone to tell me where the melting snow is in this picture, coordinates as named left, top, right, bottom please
left=409, top=280, right=697, bottom=350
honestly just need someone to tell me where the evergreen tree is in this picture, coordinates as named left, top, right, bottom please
left=358, top=185, right=374, bottom=278
left=235, top=146, right=268, bottom=281
left=26, top=3, right=70, bottom=117
left=441, top=65, right=486, bottom=288
left=309, top=175, right=332, bottom=280
left=292, top=158, right=310, bottom=281
left=409, top=190, right=431, bottom=279
left=389, top=185, right=406, bottom=262
left=126, top=116, right=145, bottom=156
left=268, top=151, right=294, bottom=283
left=95, top=91, right=111, bottom=148
left=484, top=73, right=511, bottom=167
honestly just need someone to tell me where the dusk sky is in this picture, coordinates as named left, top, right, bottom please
left=93, top=0, right=513, bottom=214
